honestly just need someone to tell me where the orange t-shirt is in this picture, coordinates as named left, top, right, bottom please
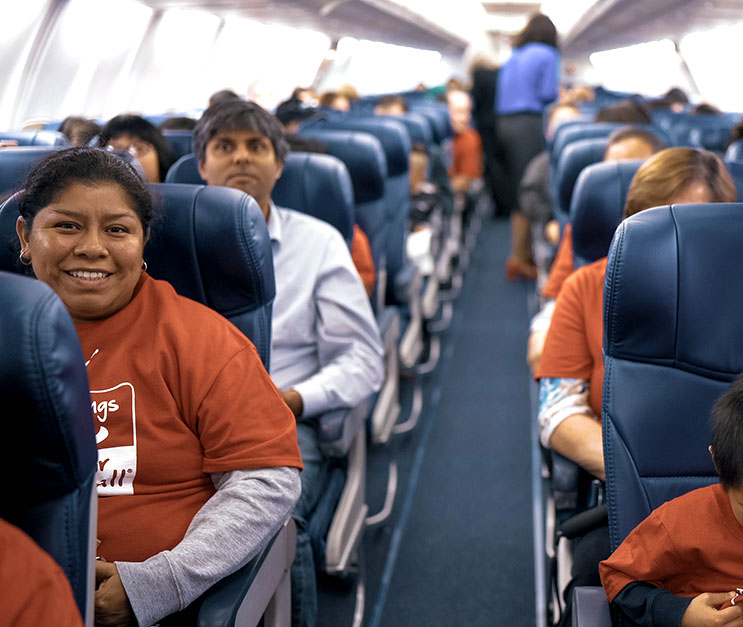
left=351, top=225, right=376, bottom=297
left=535, top=257, right=608, bottom=417
left=75, top=273, right=302, bottom=563
left=542, top=223, right=574, bottom=300
left=0, top=518, right=83, bottom=626
left=600, top=484, right=743, bottom=603
left=450, top=128, right=483, bottom=179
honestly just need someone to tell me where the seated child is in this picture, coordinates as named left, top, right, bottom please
left=599, top=373, right=743, bottom=626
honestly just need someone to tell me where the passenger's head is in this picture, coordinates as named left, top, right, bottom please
left=98, top=115, right=175, bottom=183
left=693, top=103, right=722, bottom=115
left=374, top=95, right=408, bottom=116
left=275, top=97, right=318, bottom=133
left=208, top=89, right=241, bottom=108
left=319, top=91, right=351, bottom=112
left=604, top=127, right=665, bottom=162
left=447, top=89, right=472, bottom=135
left=513, top=13, right=558, bottom=49
left=624, top=147, right=736, bottom=219
left=595, top=100, right=652, bottom=124
left=193, top=99, right=288, bottom=217
left=545, top=102, right=581, bottom=140
left=15, top=147, right=154, bottom=322
left=409, top=143, right=429, bottom=194
left=59, top=116, right=101, bottom=147
left=711, top=374, right=743, bottom=490
left=158, top=117, right=196, bottom=131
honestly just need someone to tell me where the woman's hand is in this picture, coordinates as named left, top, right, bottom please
left=681, top=592, right=743, bottom=626
left=281, top=389, right=304, bottom=418
left=95, top=561, right=136, bottom=626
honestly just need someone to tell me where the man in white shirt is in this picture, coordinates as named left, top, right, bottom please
left=193, top=99, right=384, bottom=627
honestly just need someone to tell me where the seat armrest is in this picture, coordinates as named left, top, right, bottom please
left=376, top=306, right=400, bottom=350
left=317, top=397, right=371, bottom=458
left=197, top=520, right=296, bottom=627
left=572, top=586, right=611, bottom=627
left=393, top=262, right=420, bottom=305
left=551, top=451, right=581, bottom=511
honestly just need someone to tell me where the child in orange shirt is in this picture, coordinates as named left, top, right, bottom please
left=600, top=374, right=743, bottom=626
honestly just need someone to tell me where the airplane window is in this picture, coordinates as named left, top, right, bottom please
left=680, top=23, right=743, bottom=112
left=589, top=39, right=691, bottom=98
left=0, top=0, right=48, bottom=127
left=321, top=36, right=444, bottom=95
left=207, top=19, right=329, bottom=111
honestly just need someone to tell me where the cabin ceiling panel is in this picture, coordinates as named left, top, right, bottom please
left=563, top=0, right=743, bottom=57
left=136, top=0, right=465, bottom=53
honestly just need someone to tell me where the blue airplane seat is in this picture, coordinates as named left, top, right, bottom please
left=725, top=160, right=743, bottom=201
left=300, top=115, right=412, bottom=306
left=570, top=159, right=644, bottom=269
left=164, top=153, right=205, bottom=184
left=0, top=146, right=60, bottom=195
left=575, top=201, right=743, bottom=626
left=408, top=103, right=451, bottom=144
left=271, top=151, right=355, bottom=249
left=0, top=129, right=69, bottom=146
left=0, top=271, right=98, bottom=623
left=661, top=112, right=739, bottom=153
left=161, top=130, right=194, bottom=163
left=297, top=128, right=388, bottom=276
left=725, top=138, right=743, bottom=162
left=553, top=137, right=608, bottom=223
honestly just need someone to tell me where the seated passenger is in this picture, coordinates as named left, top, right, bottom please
left=192, top=100, right=385, bottom=627
left=595, top=99, right=653, bottom=124
left=318, top=91, right=351, bottom=112
left=208, top=88, right=241, bottom=108
left=0, top=517, right=83, bottom=626
left=374, top=94, right=408, bottom=116
left=535, top=147, right=736, bottom=626
left=527, top=127, right=666, bottom=375
left=98, top=114, right=175, bottom=183
left=158, top=116, right=196, bottom=131
left=59, top=115, right=101, bottom=146
left=446, top=89, right=483, bottom=193
left=601, top=373, right=743, bottom=626
left=15, top=147, right=303, bottom=627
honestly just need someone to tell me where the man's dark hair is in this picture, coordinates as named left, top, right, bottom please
left=375, top=95, right=408, bottom=112
left=159, top=116, right=196, bottom=131
left=711, top=374, right=743, bottom=489
left=595, top=100, right=652, bottom=124
left=193, top=100, right=289, bottom=165
left=208, top=89, right=241, bottom=108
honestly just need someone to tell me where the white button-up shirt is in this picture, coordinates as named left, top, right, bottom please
left=267, top=204, right=384, bottom=418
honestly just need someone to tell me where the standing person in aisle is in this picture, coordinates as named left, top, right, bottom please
left=495, top=13, right=560, bottom=281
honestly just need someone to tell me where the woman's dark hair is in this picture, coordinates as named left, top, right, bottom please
left=711, top=373, right=743, bottom=489
left=595, top=100, right=652, bottom=124
left=193, top=99, right=289, bottom=165
left=513, top=13, right=558, bottom=49
left=98, top=114, right=175, bottom=181
left=18, top=147, right=155, bottom=233
left=158, top=116, right=196, bottom=131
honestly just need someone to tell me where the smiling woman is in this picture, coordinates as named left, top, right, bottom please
left=12, top=146, right=303, bottom=627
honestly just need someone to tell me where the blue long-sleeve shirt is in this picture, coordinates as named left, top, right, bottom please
left=496, top=42, right=560, bottom=115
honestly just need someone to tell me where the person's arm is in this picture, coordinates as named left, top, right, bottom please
left=537, top=376, right=604, bottom=480
left=536, top=48, right=560, bottom=106
left=114, top=466, right=300, bottom=627
left=291, top=233, right=384, bottom=419
left=612, top=582, right=693, bottom=627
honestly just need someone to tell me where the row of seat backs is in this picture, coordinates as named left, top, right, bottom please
left=0, top=271, right=97, bottom=622
left=0, top=129, right=69, bottom=146
left=602, top=201, right=743, bottom=551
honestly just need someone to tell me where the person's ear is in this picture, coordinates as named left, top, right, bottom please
left=16, top=216, right=31, bottom=256
left=709, top=445, right=720, bottom=474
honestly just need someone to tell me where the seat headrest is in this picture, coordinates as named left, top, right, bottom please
left=164, top=153, right=205, bottom=184
left=161, top=130, right=194, bottom=162
left=272, top=152, right=355, bottom=247
left=570, top=159, right=644, bottom=268
left=298, top=129, right=386, bottom=204
left=555, top=137, right=607, bottom=217
left=0, top=271, right=97, bottom=510
left=0, top=130, right=69, bottom=147
left=551, top=123, right=669, bottom=165
left=605, top=202, right=743, bottom=374
left=301, top=117, right=411, bottom=176
left=407, top=103, right=452, bottom=144
left=0, top=146, right=61, bottom=196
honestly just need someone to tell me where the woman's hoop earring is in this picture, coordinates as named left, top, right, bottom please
left=19, top=251, right=32, bottom=266
left=142, top=261, right=148, bottom=272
